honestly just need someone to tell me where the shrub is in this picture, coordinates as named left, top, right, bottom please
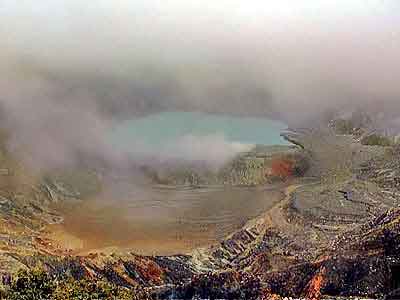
left=53, top=279, right=148, bottom=300
left=3, top=268, right=152, bottom=300
left=332, top=119, right=355, bottom=135
left=292, top=153, right=310, bottom=176
left=6, top=268, right=55, bottom=300
left=361, top=134, right=392, bottom=146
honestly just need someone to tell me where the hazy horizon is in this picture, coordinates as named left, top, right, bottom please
left=1, top=1, right=400, bottom=169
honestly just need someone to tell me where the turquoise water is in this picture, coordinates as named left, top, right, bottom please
left=110, top=111, right=288, bottom=150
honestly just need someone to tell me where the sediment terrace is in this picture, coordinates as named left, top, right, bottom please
left=45, top=184, right=286, bottom=256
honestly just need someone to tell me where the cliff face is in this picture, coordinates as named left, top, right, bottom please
left=143, top=145, right=309, bottom=186
left=0, top=137, right=104, bottom=276
left=257, top=208, right=400, bottom=298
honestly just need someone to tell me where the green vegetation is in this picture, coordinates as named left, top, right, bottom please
left=4, top=269, right=55, bottom=300
left=332, top=118, right=355, bottom=135
left=361, top=134, right=393, bottom=147
left=2, top=268, right=152, bottom=300
left=144, top=146, right=309, bottom=186
left=331, top=111, right=373, bottom=137
left=146, top=155, right=269, bottom=186
left=219, top=156, right=266, bottom=186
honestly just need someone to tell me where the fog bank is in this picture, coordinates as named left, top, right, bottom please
left=1, top=1, right=400, bottom=168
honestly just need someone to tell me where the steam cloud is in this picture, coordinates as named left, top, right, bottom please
left=1, top=0, right=400, bottom=169
left=137, top=134, right=254, bottom=169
